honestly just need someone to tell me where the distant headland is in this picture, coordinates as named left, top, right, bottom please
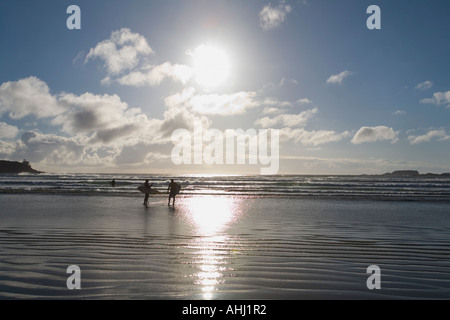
left=0, top=160, right=42, bottom=174
left=380, top=170, right=450, bottom=177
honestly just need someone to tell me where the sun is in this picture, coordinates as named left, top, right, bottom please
left=190, top=44, right=231, bottom=89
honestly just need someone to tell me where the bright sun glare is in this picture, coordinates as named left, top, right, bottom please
left=191, top=44, right=231, bottom=89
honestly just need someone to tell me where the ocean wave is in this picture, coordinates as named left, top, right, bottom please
left=1, top=174, right=450, bottom=201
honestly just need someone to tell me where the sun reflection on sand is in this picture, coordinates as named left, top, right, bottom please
left=183, top=196, right=242, bottom=299
left=184, top=196, right=241, bottom=234
left=192, top=236, right=229, bottom=299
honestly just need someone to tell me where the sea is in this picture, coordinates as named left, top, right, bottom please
left=1, top=172, right=450, bottom=201
left=1, top=172, right=450, bottom=300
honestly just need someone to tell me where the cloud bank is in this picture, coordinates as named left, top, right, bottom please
left=281, top=128, right=351, bottom=147
left=0, top=76, right=208, bottom=168
left=164, top=87, right=259, bottom=116
left=408, top=129, right=450, bottom=144
left=255, top=107, right=350, bottom=147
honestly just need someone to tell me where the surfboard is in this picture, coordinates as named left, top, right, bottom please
left=169, top=183, right=181, bottom=196
left=138, top=186, right=161, bottom=194
left=175, top=183, right=181, bottom=195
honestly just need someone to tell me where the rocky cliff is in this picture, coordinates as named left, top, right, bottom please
left=0, top=160, right=41, bottom=174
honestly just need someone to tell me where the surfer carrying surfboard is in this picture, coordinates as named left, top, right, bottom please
left=143, top=179, right=152, bottom=206
left=167, top=179, right=180, bottom=207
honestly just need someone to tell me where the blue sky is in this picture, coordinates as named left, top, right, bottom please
left=0, top=0, right=449, bottom=174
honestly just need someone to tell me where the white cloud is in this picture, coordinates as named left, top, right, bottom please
left=191, top=92, right=258, bottom=115
left=159, top=105, right=211, bottom=138
left=259, top=1, right=292, bottom=30
left=279, top=78, right=298, bottom=86
left=326, top=70, right=353, bottom=85
left=408, top=129, right=450, bottom=144
left=280, top=128, right=351, bottom=146
left=260, top=97, right=294, bottom=108
left=85, top=28, right=153, bottom=75
left=165, top=91, right=297, bottom=118
left=0, top=122, right=19, bottom=139
left=393, top=110, right=406, bottom=116
left=117, top=62, right=194, bottom=86
left=297, top=98, right=313, bottom=105
left=415, top=81, right=433, bottom=91
left=164, top=87, right=258, bottom=116
left=0, top=76, right=158, bottom=149
left=256, top=106, right=350, bottom=146
left=262, top=107, right=281, bottom=115
left=55, top=93, right=135, bottom=132
left=85, top=29, right=194, bottom=87
left=53, top=92, right=168, bottom=147
left=262, top=78, right=298, bottom=91
left=254, top=106, right=349, bottom=147
left=0, top=140, right=15, bottom=156
left=0, top=77, right=63, bottom=119
left=255, top=108, right=318, bottom=128
left=251, top=97, right=296, bottom=116
left=13, top=131, right=86, bottom=165
left=420, top=91, right=450, bottom=107
left=352, top=126, right=399, bottom=144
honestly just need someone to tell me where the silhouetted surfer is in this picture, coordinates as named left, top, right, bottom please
left=143, top=179, right=152, bottom=207
left=167, top=179, right=178, bottom=207
left=111, top=179, right=116, bottom=187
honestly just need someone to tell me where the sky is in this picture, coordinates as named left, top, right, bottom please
left=0, top=0, right=450, bottom=175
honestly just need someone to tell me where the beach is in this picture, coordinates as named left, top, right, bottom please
left=1, top=190, right=450, bottom=299
left=2, top=0, right=450, bottom=306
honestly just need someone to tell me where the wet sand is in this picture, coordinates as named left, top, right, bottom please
left=1, top=194, right=450, bottom=299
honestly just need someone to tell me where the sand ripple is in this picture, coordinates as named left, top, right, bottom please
left=1, top=225, right=449, bottom=299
